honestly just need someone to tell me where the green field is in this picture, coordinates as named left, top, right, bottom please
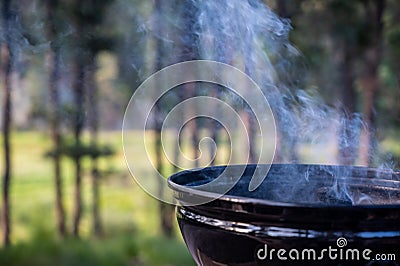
left=0, top=131, right=195, bottom=266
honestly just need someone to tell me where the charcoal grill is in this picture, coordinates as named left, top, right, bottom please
left=168, top=164, right=400, bottom=266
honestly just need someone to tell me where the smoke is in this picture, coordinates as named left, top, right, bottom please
left=189, top=0, right=374, bottom=165
left=135, top=0, right=399, bottom=205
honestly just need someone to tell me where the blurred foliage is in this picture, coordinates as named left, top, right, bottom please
left=45, top=140, right=115, bottom=160
left=6, top=0, right=399, bottom=130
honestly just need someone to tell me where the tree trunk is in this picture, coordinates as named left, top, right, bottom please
left=187, top=84, right=200, bottom=167
left=208, top=90, right=219, bottom=165
left=337, top=47, right=358, bottom=165
left=180, top=0, right=200, bottom=168
left=154, top=0, right=174, bottom=237
left=155, top=123, right=173, bottom=237
left=359, top=0, right=385, bottom=166
left=47, top=0, right=66, bottom=238
left=276, top=0, right=288, bottom=18
left=72, top=50, right=85, bottom=238
left=1, top=0, right=13, bottom=247
left=242, top=109, right=257, bottom=164
left=359, top=67, right=379, bottom=165
left=391, top=4, right=400, bottom=127
left=153, top=99, right=174, bottom=236
left=86, top=56, right=102, bottom=237
left=397, top=75, right=400, bottom=126
left=173, top=89, right=184, bottom=172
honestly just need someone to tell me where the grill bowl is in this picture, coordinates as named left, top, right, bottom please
left=168, top=164, right=400, bottom=266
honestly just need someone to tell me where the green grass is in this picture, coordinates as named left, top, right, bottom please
left=0, top=130, right=195, bottom=266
